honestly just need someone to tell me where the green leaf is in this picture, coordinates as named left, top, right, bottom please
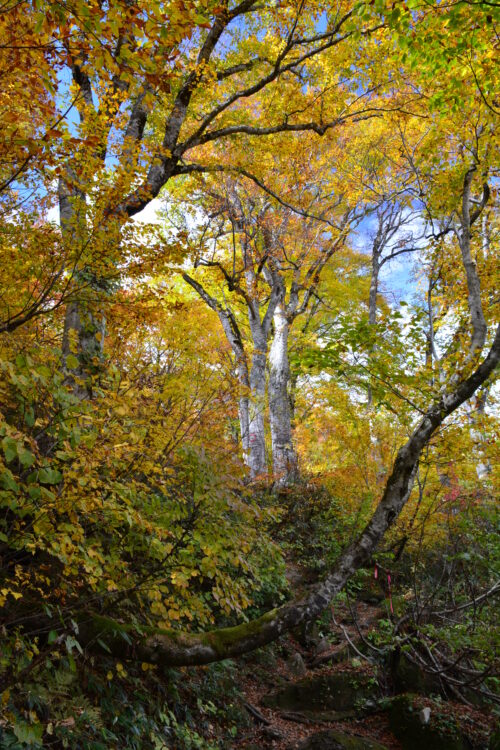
left=48, top=630, right=58, bottom=644
left=34, top=14, right=44, bottom=34
left=38, top=468, right=62, bottom=485
left=2, top=437, right=18, bottom=464
left=65, top=354, right=80, bottom=369
left=13, top=720, right=44, bottom=745
left=0, top=469, right=19, bottom=493
left=40, top=487, right=56, bottom=501
left=18, top=449, right=35, bottom=468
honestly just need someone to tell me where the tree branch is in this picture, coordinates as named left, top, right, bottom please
left=77, top=325, right=500, bottom=666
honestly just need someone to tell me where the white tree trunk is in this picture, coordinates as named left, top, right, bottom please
left=182, top=272, right=259, bottom=472
left=238, top=393, right=250, bottom=466
left=366, top=250, right=380, bottom=407
left=269, top=304, right=297, bottom=484
left=59, top=174, right=103, bottom=398
left=248, top=344, right=267, bottom=478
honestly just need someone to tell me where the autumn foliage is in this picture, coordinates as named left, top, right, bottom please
left=0, top=0, right=499, bottom=746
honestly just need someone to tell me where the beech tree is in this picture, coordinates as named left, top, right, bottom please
left=179, top=172, right=360, bottom=482
left=1, top=4, right=498, bottom=739
left=79, top=335, right=499, bottom=665
left=76, top=136, right=498, bottom=663
left=35, top=0, right=398, bottom=396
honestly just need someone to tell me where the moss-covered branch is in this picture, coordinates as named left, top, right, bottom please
left=78, top=327, right=499, bottom=667
left=75, top=326, right=500, bottom=666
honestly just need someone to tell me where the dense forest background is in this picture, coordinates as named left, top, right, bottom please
left=0, top=0, right=498, bottom=747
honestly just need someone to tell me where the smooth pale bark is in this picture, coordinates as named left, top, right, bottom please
left=265, top=213, right=353, bottom=480
left=59, top=59, right=111, bottom=397
left=78, top=179, right=499, bottom=664
left=238, top=394, right=251, bottom=463
left=248, top=343, right=268, bottom=477
left=368, top=251, right=380, bottom=329
left=183, top=220, right=280, bottom=478
left=232, top=350, right=252, bottom=470
left=59, top=174, right=104, bottom=398
left=77, top=324, right=500, bottom=666
left=264, top=257, right=326, bottom=482
left=243, top=233, right=279, bottom=478
left=269, top=303, right=297, bottom=484
left=457, top=168, right=488, bottom=359
left=54, top=5, right=383, bottom=381
left=366, top=246, right=380, bottom=407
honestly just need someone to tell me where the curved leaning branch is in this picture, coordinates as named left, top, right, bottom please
left=79, top=324, right=500, bottom=667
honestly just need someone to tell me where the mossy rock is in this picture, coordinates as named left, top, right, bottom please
left=295, top=729, right=389, bottom=750
left=392, top=652, right=444, bottom=697
left=389, top=694, right=470, bottom=750
left=356, top=581, right=385, bottom=605
left=293, top=618, right=322, bottom=648
left=262, top=668, right=379, bottom=713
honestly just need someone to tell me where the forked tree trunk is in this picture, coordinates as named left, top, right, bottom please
left=366, top=233, right=381, bottom=407
left=181, top=272, right=268, bottom=475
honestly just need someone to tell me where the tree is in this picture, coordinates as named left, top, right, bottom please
left=78, top=144, right=499, bottom=662
left=79, top=327, right=499, bottom=666
left=179, top=168, right=361, bottom=482
left=6, top=0, right=414, bottom=395
left=1, top=0, right=498, bottom=707
left=362, top=201, right=424, bottom=404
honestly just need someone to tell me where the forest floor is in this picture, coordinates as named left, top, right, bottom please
left=230, top=596, right=496, bottom=750
left=234, top=599, right=403, bottom=750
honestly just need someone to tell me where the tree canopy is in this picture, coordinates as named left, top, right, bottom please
left=0, top=0, right=499, bottom=747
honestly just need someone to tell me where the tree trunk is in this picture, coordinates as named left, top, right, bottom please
left=59, top=174, right=103, bottom=398
left=459, top=169, right=488, bottom=358
left=366, top=252, right=380, bottom=407
left=269, top=303, right=298, bottom=484
left=238, top=394, right=251, bottom=464
left=368, top=255, right=379, bottom=328
left=248, top=341, right=267, bottom=478
left=181, top=273, right=255, bottom=471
